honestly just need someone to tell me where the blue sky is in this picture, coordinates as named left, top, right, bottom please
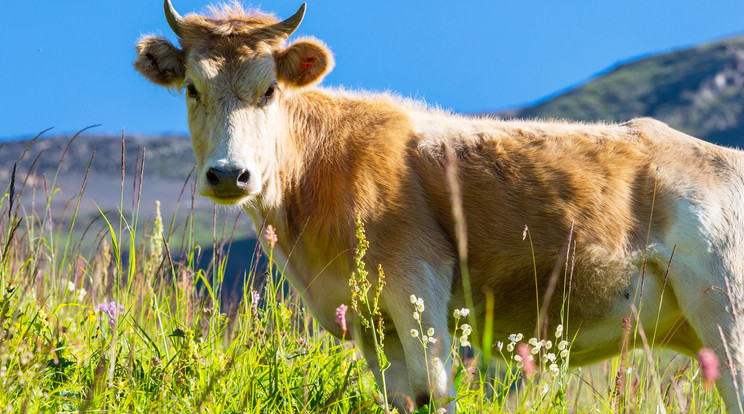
left=3, top=1, right=744, bottom=140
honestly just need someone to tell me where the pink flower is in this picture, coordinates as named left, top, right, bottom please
left=335, top=304, right=348, bottom=335
left=622, top=317, right=631, bottom=333
left=97, top=301, right=125, bottom=330
left=697, top=348, right=719, bottom=390
left=517, top=343, right=535, bottom=377
left=265, top=225, right=278, bottom=249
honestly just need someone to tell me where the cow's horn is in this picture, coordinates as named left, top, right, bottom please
left=164, top=0, right=185, bottom=38
left=276, top=3, right=306, bottom=37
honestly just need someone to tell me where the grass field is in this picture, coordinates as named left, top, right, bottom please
left=0, top=133, right=729, bottom=413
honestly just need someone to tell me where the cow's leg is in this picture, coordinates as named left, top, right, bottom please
left=668, top=263, right=744, bottom=413
left=353, top=322, right=416, bottom=412
left=384, top=277, right=457, bottom=413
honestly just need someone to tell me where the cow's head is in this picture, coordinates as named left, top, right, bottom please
left=134, top=1, right=333, bottom=205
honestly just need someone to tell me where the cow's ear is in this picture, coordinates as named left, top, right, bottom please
left=276, top=38, right=334, bottom=88
left=134, top=35, right=185, bottom=87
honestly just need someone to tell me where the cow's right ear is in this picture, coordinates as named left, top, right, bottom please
left=134, top=35, right=185, bottom=87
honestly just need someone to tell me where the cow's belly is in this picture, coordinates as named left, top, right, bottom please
left=449, top=245, right=694, bottom=364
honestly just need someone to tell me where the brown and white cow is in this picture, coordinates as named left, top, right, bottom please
left=135, top=1, right=744, bottom=412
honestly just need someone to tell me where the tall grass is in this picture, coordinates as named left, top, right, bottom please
left=0, top=130, right=727, bottom=413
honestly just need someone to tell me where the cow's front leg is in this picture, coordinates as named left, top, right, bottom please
left=385, top=286, right=457, bottom=413
left=353, top=321, right=416, bottom=412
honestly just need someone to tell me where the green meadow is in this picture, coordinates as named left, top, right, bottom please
left=0, top=132, right=728, bottom=413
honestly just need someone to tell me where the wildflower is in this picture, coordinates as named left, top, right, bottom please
left=549, top=363, right=559, bottom=375
left=517, top=343, right=535, bottom=377
left=96, top=301, right=125, bottom=330
left=427, top=327, right=435, bottom=337
left=459, top=336, right=471, bottom=347
left=496, top=341, right=503, bottom=351
left=461, top=324, right=472, bottom=336
left=411, top=329, right=419, bottom=338
left=251, top=290, right=260, bottom=314
left=514, top=354, right=523, bottom=363
left=555, top=324, right=563, bottom=338
left=428, top=336, right=437, bottom=344
left=545, top=340, right=552, bottom=350
left=622, top=317, right=631, bottom=333
left=77, top=288, right=87, bottom=302
left=523, top=225, right=529, bottom=241
left=265, top=225, right=278, bottom=249
left=507, top=343, right=514, bottom=352
left=528, top=337, right=538, bottom=346
left=66, top=280, right=75, bottom=293
left=546, top=353, right=556, bottom=362
left=410, top=295, right=417, bottom=304
left=459, top=308, right=470, bottom=318
left=413, top=311, right=420, bottom=321
left=531, top=346, right=540, bottom=355
left=557, top=340, right=569, bottom=351
left=560, top=349, right=569, bottom=359
left=453, top=309, right=461, bottom=319
left=335, top=304, right=348, bottom=335
left=697, top=348, right=720, bottom=391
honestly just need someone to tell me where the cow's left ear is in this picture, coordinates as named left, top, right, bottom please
left=276, top=38, right=334, bottom=88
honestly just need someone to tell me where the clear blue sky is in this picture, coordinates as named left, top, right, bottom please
left=3, top=0, right=744, bottom=140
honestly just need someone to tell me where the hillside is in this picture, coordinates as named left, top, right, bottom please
left=509, top=34, right=744, bottom=147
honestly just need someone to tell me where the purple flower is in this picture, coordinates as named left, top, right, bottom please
left=335, top=304, right=348, bottom=335
left=265, top=225, right=278, bottom=249
left=97, top=301, right=125, bottom=330
left=251, top=290, right=260, bottom=314
left=698, top=348, right=719, bottom=390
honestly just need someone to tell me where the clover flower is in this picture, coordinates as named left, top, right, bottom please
left=697, top=348, right=719, bottom=391
left=335, top=304, right=348, bottom=335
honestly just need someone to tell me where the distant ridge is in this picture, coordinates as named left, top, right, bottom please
left=505, top=34, right=744, bottom=148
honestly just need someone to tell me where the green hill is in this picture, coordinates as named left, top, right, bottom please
left=509, top=34, right=744, bottom=148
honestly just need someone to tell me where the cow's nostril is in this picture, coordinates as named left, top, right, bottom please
left=237, top=169, right=250, bottom=185
left=206, top=168, right=220, bottom=186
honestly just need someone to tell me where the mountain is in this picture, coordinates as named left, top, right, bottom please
left=507, top=34, right=744, bottom=148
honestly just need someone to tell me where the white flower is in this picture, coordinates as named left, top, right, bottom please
left=545, top=340, right=552, bottom=350
left=558, top=340, right=569, bottom=351
left=507, top=343, right=514, bottom=352
left=496, top=341, right=503, bottom=351
left=515, top=333, right=523, bottom=342
left=410, top=329, right=419, bottom=338
left=77, top=288, right=87, bottom=302
left=546, top=353, right=556, bottom=362
left=626, top=367, right=633, bottom=375
left=514, top=355, right=523, bottom=363
left=461, top=324, right=472, bottom=336
left=528, top=337, right=538, bottom=346
left=410, top=295, right=417, bottom=304
left=531, top=346, right=540, bottom=355
left=555, top=324, right=564, bottom=338
left=428, top=336, right=437, bottom=344
left=459, top=308, right=470, bottom=318
left=422, top=335, right=429, bottom=342
left=413, top=311, right=420, bottom=321
left=66, top=280, right=75, bottom=292
left=427, top=327, right=435, bottom=337
left=459, top=337, right=471, bottom=347
left=415, top=298, right=425, bottom=312
left=560, top=349, right=569, bottom=359
left=453, top=309, right=461, bottom=319
left=508, top=334, right=518, bottom=342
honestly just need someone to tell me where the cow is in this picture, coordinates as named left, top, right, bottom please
left=134, top=1, right=744, bottom=412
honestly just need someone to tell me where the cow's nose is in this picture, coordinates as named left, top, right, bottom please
left=205, top=167, right=251, bottom=193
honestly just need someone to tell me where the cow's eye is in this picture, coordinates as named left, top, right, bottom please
left=264, top=86, right=275, bottom=97
left=186, top=83, right=199, bottom=99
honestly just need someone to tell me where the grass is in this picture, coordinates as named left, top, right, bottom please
left=0, top=130, right=729, bottom=413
